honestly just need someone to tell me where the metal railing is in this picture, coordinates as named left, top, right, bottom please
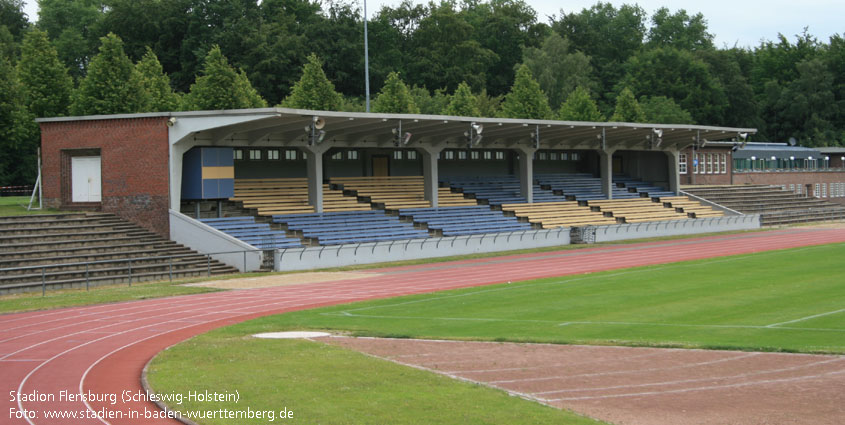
left=0, top=249, right=267, bottom=296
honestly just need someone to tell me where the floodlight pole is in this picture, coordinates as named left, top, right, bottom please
left=363, top=0, right=371, bottom=112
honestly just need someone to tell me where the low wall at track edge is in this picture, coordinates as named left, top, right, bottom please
left=573, top=214, right=761, bottom=243
left=274, top=228, right=571, bottom=271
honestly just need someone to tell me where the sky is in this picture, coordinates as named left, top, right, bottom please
left=20, top=0, right=843, bottom=49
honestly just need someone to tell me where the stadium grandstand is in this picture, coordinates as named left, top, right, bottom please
left=18, top=107, right=789, bottom=278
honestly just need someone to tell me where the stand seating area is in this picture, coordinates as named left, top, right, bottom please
left=231, top=178, right=370, bottom=216
left=614, top=176, right=676, bottom=198
left=585, top=199, right=689, bottom=223
left=200, top=217, right=303, bottom=249
left=273, top=210, right=429, bottom=245
left=331, top=176, right=477, bottom=210
left=535, top=174, right=639, bottom=200
left=443, top=176, right=566, bottom=205
left=501, top=201, right=617, bottom=228
left=398, top=205, right=532, bottom=236
left=683, top=185, right=845, bottom=225
left=0, top=213, right=237, bottom=294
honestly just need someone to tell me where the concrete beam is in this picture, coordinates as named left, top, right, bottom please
left=599, top=149, right=615, bottom=199
left=417, top=144, right=446, bottom=207
left=301, top=143, right=332, bottom=213
left=513, top=146, right=537, bottom=203
left=665, top=150, right=681, bottom=195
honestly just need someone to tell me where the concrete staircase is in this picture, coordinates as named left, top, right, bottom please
left=0, top=213, right=238, bottom=294
left=683, top=185, right=845, bottom=226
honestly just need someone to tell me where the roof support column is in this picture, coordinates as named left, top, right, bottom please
left=417, top=145, right=444, bottom=208
left=514, top=146, right=537, bottom=203
left=599, top=149, right=615, bottom=199
left=302, top=144, right=331, bottom=213
left=665, top=149, right=681, bottom=195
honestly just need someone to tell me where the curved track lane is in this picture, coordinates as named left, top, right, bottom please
left=2, top=228, right=845, bottom=424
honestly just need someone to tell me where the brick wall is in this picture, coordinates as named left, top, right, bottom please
left=40, top=117, right=171, bottom=237
left=679, top=147, right=732, bottom=185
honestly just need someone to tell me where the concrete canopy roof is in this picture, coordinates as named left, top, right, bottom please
left=38, top=107, right=757, bottom=152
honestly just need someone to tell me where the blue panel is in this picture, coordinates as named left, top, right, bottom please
left=217, top=147, right=234, bottom=167
left=201, top=147, right=216, bottom=166
left=181, top=147, right=203, bottom=200
left=218, top=178, right=234, bottom=198
left=202, top=179, right=220, bottom=199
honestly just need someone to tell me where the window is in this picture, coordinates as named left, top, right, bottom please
left=679, top=153, right=687, bottom=174
left=561, top=153, right=569, bottom=160
left=550, top=152, right=558, bottom=161
left=406, top=151, right=417, bottom=160
left=394, top=151, right=403, bottom=160
left=444, top=151, right=455, bottom=160
left=822, top=183, right=827, bottom=198
left=470, top=151, right=479, bottom=160
left=347, top=150, right=358, bottom=160
left=495, top=151, right=504, bottom=160
left=814, top=183, right=820, bottom=197
left=721, top=154, right=727, bottom=174
left=458, top=151, right=467, bottom=160
left=694, top=153, right=699, bottom=174
left=789, top=184, right=795, bottom=193
left=571, top=153, right=580, bottom=161
left=285, top=150, right=297, bottom=160
left=714, top=154, right=720, bottom=174
left=483, top=151, right=492, bottom=160
left=249, top=149, right=261, bottom=160
left=267, top=149, right=279, bottom=160
left=706, top=153, right=713, bottom=174
left=538, top=152, right=548, bottom=160
left=233, top=149, right=243, bottom=160
left=331, top=152, right=343, bottom=160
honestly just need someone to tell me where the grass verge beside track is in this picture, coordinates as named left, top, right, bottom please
left=0, top=196, right=74, bottom=216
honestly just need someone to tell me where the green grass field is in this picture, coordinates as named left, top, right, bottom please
left=148, top=243, right=844, bottom=425
left=0, top=196, right=73, bottom=216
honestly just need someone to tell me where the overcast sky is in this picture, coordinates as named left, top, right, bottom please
left=21, top=0, right=843, bottom=49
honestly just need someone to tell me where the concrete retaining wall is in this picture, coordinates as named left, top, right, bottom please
left=274, top=228, right=571, bottom=272
left=169, top=210, right=263, bottom=272
left=579, top=215, right=760, bottom=244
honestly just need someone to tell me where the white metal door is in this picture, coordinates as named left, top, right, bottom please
left=71, top=156, right=101, bottom=202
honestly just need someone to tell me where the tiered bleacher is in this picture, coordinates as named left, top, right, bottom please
left=683, top=185, right=845, bottom=225
left=0, top=213, right=237, bottom=294
left=656, top=196, right=725, bottom=218
left=443, top=176, right=566, bottom=205
left=535, top=173, right=639, bottom=200
left=273, top=210, right=429, bottom=245
left=231, top=178, right=370, bottom=216
left=613, top=176, right=676, bottom=198
left=501, top=201, right=617, bottom=228
left=584, top=199, right=689, bottom=223
left=398, top=205, right=532, bottom=236
left=331, top=176, right=477, bottom=209
left=200, top=217, right=303, bottom=249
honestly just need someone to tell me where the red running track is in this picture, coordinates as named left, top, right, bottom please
left=2, top=227, right=845, bottom=425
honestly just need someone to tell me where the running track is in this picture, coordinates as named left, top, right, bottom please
left=2, top=227, right=845, bottom=425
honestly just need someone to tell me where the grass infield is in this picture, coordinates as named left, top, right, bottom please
left=148, top=243, right=843, bottom=424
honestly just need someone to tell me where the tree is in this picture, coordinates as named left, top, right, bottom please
left=499, top=64, right=552, bottom=119
left=135, top=47, right=180, bottom=112
left=0, top=56, right=38, bottom=185
left=699, top=48, right=760, bottom=128
left=406, top=2, right=497, bottom=93
left=475, top=88, right=502, bottom=117
left=37, top=0, right=106, bottom=79
left=281, top=53, right=342, bottom=111
left=618, top=47, right=727, bottom=124
left=17, top=28, right=74, bottom=118
left=0, top=0, right=29, bottom=41
left=646, top=7, right=713, bottom=51
left=372, top=71, right=419, bottom=114
left=610, top=87, right=645, bottom=122
left=640, top=96, right=693, bottom=124
left=445, top=82, right=480, bottom=116
left=70, top=33, right=150, bottom=115
left=553, top=2, right=646, bottom=108
left=182, top=45, right=267, bottom=111
left=522, top=32, right=595, bottom=109
left=557, top=86, right=603, bottom=121
left=410, top=85, right=449, bottom=115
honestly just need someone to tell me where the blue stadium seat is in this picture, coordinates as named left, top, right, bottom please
left=398, top=205, right=532, bottom=237
left=443, top=176, right=566, bottom=205
left=200, top=216, right=303, bottom=249
left=272, top=211, right=429, bottom=245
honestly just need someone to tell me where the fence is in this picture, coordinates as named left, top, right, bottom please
left=0, top=185, right=33, bottom=196
left=275, top=228, right=571, bottom=271
left=572, top=214, right=761, bottom=244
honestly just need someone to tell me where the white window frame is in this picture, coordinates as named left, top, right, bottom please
left=233, top=149, right=243, bottom=160
left=495, top=151, right=504, bottom=160
left=348, top=150, right=359, bottom=160
left=249, top=149, right=261, bottom=160
left=679, top=153, right=687, bottom=174
left=721, top=154, right=727, bottom=174
left=483, top=151, right=492, bottom=160
left=406, top=151, right=416, bottom=160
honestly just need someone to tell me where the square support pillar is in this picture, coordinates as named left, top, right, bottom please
left=599, top=149, right=614, bottom=199
left=302, top=144, right=331, bottom=213
left=514, top=146, right=537, bottom=203
left=417, top=145, right=444, bottom=208
left=665, top=150, right=681, bottom=195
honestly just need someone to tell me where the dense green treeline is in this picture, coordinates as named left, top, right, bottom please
left=1, top=0, right=844, bottom=185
